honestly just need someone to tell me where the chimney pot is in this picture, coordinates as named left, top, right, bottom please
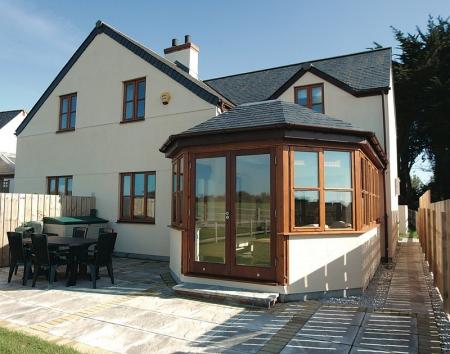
left=185, top=35, right=191, bottom=44
left=172, top=38, right=178, bottom=47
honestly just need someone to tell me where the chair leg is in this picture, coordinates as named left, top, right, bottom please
left=32, top=265, right=39, bottom=287
left=8, top=262, right=15, bottom=283
left=23, top=262, right=31, bottom=286
left=14, top=264, right=18, bottom=275
left=49, top=266, right=56, bottom=285
left=106, top=262, right=114, bottom=285
left=88, top=264, right=97, bottom=289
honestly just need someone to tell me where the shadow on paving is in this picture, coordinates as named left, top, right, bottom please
left=0, top=244, right=444, bottom=353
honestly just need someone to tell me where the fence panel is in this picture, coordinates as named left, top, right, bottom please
left=417, top=191, right=450, bottom=314
left=0, top=193, right=95, bottom=267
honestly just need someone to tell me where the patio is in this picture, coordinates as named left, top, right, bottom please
left=0, top=247, right=444, bottom=353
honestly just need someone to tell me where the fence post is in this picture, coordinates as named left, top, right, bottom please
left=442, top=211, right=449, bottom=312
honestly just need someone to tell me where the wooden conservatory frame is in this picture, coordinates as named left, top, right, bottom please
left=163, top=127, right=386, bottom=286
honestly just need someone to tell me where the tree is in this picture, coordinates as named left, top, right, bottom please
left=392, top=16, right=450, bottom=204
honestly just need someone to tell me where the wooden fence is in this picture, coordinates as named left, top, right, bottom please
left=0, top=193, right=95, bottom=266
left=417, top=190, right=450, bottom=314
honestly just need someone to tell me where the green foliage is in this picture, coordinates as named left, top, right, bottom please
left=393, top=16, right=450, bottom=205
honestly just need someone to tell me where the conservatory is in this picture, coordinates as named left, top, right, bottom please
left=161, top=100, right=386, bottom=299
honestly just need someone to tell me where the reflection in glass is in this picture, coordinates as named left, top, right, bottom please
left=137, top=100, right=145, bottom=118
left=147, top=174, right=156, bottom=219
left=294, top=151, right=318, bottom=187
left=137, top=80, right=145, bottom=100
left=195, top=157, right=226, bottom=264
left=134, top=173, right=144, bottom=196
left=295, top=191, right=319, bottom=227
left=324, top=151, right=351, bottom=188
left=121, top=175, right=131, bottom=218
left=297, top=88, right=307, bottom=106
left=126, top=83, right=134, bottom=101
left=58, top=178, right=66, bottom=196
left=325, top=191, right=352, bottom=229
left=67, top=178, right=72, bottom=196
left=49, top=178, right=56, bottom=194
left=125, top=102, right=133, bottom=120
left=235, top=154, right=271, bottom=267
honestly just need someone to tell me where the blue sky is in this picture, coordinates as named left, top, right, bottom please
left=0, top=0, right=448, bottom=181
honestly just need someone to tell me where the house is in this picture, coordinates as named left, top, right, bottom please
left=0, top=110, right=26, bottom=192
left=14, top=21, right=398, bottom=300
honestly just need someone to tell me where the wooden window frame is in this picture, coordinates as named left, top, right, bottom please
left=360, top=154, right=380, bottom=230
left=122, top=78, right=146, bottom=123
left=294, top=83, right=325, bottom=113
left=171, top=155, right=184, bottom=228
left=119, top=171, right=155, bottom=224
left=58, top=93, right=77, bottom=131
left=47, top=176, right=73, bottom=196
left=290, top=146, right=355, bottom=233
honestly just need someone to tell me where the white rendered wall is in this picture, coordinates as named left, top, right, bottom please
left=0, top=111, right=26, bottom=153
left=14, top=33, right=217, bottom=257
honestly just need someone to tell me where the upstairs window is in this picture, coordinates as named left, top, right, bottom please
left=48, top=176, right=73, bottom=196
left=171, top=156, right=184, bottom=227
left=120, top=171, right=155, bottom=223
left=292, top=148, right=353, bottom=231
left=294, top=84, right=324, bottom=113
left=59, top=93, right=77, bottom=131
left=123, top=78, right=146, bottom=122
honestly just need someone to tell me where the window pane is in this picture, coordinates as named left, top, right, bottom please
left=70, top=112, right=76, bottom=128
left=134, top=173, right=145, bottom=196
left=172, top=163, right=177, bottom=193
left=137, top=80, right=145, bottom=100
left=126, top=83, right=134, bottom=101
left=137, top=100, right=145, bottom=118
left=297, top=88, right=307, bottom=106
left=147, top=174, right=155, bottom=220
left=294, top=151, right=318, bottom=187
left=67, top=177, right=72, bottom=196
left=133, top=197, right=145, bottom=218
left=125, top=102, right=133, bottom=120
left=311, top=103, right=323, bottom=113
left=122, top=197, right=131, bottom=217
left=325, top=191, right=352, bottom=229
left=147, top=197, right=155, bottom=219
left=324, top=151, right=351, bottom=188
left=294, top=191, right=319, bottom=227
left=61, top=98, right=68, bottom=113
left=179, top=157, right=184, bottom=192
left=70, top=96, right=77, bottom=112
left=122, top=175, right=131, bottom=196
left=49, top=178, right=56, bottom=194
left=61, top=113, right=67, bottom=129
left=58, top=178, right=66, bottom=195
left=147, top=174, right=155, bottom=195
left=311, top=86, right=322, bottom=104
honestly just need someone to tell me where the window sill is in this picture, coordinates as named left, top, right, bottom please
left=120, top=118, right=145, bottom=124
left=116, top=219, right=155, bottom=225
left=281, top=225, right=379, bottom=236
left=168, top=224, right=185, bottom=231
left=56, top=128, right=75, bottom=133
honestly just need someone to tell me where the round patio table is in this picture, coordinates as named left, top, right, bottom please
left=24, top=236, right=98, bottom=286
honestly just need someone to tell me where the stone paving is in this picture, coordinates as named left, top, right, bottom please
left=0, top=241, right=444, bottom=353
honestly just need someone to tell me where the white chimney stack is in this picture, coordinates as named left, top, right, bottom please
left=164, top=35, right=199, bottom=79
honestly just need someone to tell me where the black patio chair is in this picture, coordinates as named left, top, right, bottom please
left=87, top=232, right=117, bottom=289
left=7, top=232, right=32, bottom=286
left=98, top=227, right=114, bottom=235
left=73, top=227, right=88, bottom=239
left=30, top=233, right=67, bottom=287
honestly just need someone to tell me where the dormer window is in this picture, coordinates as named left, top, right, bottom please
left=59, top=93, right=77, bottom=131
left=294, top=84, right=324, bottom=113
left=122, top=78, right=146, bottom=122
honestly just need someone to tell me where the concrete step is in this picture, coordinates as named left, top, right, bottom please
left=173, top=283, right=279, bottom=308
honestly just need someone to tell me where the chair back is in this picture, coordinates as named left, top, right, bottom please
left=7, top=232, right=25, bottom=263
left=31, top=233, right=50, bottom=265
left=99, top=227, right=114, bottom=235
left=73, top=227, right=88, bottom=239
left=96, top=233, right=117, bottom=265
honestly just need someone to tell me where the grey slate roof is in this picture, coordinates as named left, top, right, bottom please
left=16, top=21, right=231, bottom=135
left=205, top=48, right=392, bottom=105
left=181, top=100, right=359, bottom=135
left=0, top=110, right=23, bottom=130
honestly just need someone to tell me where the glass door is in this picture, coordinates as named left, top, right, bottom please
left=230, top=151, right=276, bottom=280
left=190, top=155, right=228, bottom=275
left=189, top=150, right=276, bottom=281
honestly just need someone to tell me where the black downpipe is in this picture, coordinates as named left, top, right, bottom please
left=381, top=93, right=389, bottom=262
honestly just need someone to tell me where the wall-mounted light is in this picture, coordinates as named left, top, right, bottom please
left=161, top=92, right=171, bottom=105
